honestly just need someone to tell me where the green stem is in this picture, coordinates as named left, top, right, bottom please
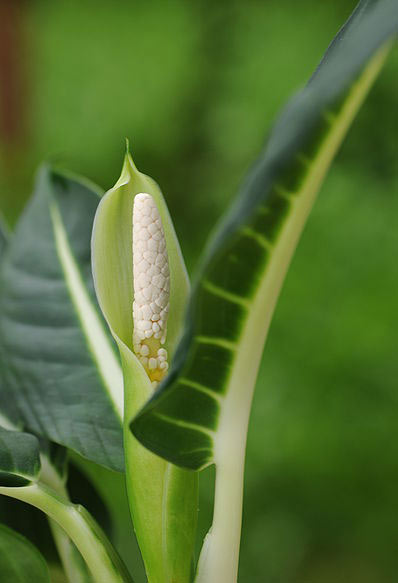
left=195, top=332, right=258, bottom=583
left=40, top=456, right=92, bottom=583
left=50, top=522, right=92, bottom=583
left=0, top=483, right=133, bottom=583
left=121, top=342, right=198, bottom=583
left=195, top=444, right=247, bottom=583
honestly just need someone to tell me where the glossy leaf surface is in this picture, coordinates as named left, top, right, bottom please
left=0, top=167, right=124, bottom=471
left=132, top=0, right=397, bottom=469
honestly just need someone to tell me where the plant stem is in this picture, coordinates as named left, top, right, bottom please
left=40, top=456, right=92, bottom=583
left=0, top=483, right=133, bottom=583
left=49, top=522, right=92, bottom=583
left=195, top=335, right=258, bottom=583
left=196, top=444, right=247, bottom=583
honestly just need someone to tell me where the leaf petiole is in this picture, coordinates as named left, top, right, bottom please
left=0, top=482, right=133, bottom=583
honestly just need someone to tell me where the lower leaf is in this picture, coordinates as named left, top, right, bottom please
left=0, top=482, right=133, bottom=583
left=0, top=524, right=50, bottom=582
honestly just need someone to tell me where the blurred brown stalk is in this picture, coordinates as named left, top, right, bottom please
left=0, top=0, right=28, bottom=160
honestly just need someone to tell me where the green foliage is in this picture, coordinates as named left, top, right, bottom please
left=131, top=0, right=396, bottom=471
left=0, top=524, right=50, bottom=582
left=0, top=167, right=124, bottom=471
left=0, top=1, right=396, bottom=582
left=91, top=152, right=197, bottom=583
left=0, top=427, right=41, bottom=487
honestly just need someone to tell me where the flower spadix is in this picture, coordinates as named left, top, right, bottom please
left=132, top=193, right=169, bottom=387
left=91, top=148, right=197, bottom=583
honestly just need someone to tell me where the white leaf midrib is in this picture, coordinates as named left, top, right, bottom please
left=49, top=201, right=124, bottom=421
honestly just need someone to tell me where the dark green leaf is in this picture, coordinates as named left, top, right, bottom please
left=0, top=426, right=41, bottom=486
left=132, top=0, right=397, bottom=469
left=0, top=167, right=124, bottom=471
left=0, top=524, right=50, bottom=582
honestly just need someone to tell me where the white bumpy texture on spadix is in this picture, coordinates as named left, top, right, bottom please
left=132, top=193, right=170, bottom=387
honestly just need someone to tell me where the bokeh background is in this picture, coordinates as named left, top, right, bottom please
left=0, top=1, right=397, bottom=582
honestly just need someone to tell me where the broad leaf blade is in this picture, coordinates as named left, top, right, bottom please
left=0, top=167, right=124, bottom=471
left=132, top=0, right=397, bottom=469
left=0, top=524, right=50, bottom=582
left=0, top=426, right=41, bottom=486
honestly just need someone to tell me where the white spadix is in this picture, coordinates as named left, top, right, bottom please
left=132, top=193, right=170, bottom=386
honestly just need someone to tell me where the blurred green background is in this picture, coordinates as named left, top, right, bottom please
left=0, top=1, right=397, bottom=582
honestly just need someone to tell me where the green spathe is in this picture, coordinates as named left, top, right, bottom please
left=91, top=150, right=198, bottom=583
